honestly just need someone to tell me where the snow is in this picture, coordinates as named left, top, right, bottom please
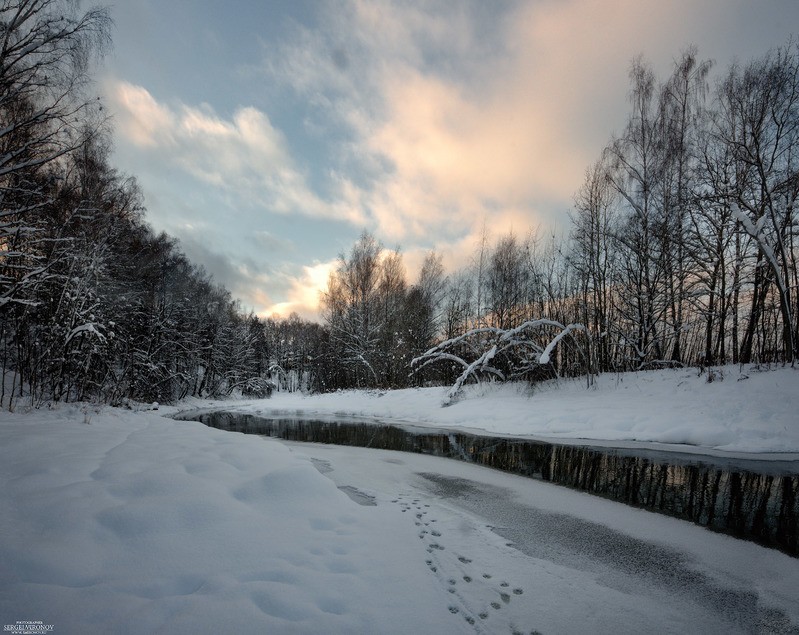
left=0, top=406, right=459, bottom=634
left=1, top=366, right=798, bottom=633
left=65, top=322, right=106, bottom=344
left=188, top=365, right=799, bottom=455
left=284, top=440, right=799, bottom=633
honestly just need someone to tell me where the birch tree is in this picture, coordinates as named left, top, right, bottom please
left=716, top=44, right=799, bottom=364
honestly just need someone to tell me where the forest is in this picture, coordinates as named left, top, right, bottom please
left=1, top=0, right=797, bottom=408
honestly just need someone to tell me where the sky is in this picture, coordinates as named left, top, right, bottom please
left=100, top=0, right=799, bottom=321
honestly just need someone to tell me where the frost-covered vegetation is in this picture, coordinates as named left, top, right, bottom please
left=1, top=1, right=797, bottom=409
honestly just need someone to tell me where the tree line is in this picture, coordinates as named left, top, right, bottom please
left=572, top=44, right=798, bottom=371
left=320, top=42, right=799, bottom=388
left=2, top=1, right=795, bottom=409
left=0, top=0, right=333, bottom=408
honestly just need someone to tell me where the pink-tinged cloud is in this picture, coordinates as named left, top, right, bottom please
left=353, top=0, right=689, bottom=242
left=364, top=64, right=587, bottom=239
left=264, top=261, right=338, bottom=321
left=267, top=0, right=770, bottom=250
left=113, top=82, right=176, bottom=148
left=290, top=0, right=598, bottom=243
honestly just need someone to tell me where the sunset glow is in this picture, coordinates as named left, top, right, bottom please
left=104, top=0, right=799, bottom=320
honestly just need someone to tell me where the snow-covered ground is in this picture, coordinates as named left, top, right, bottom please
left=177, top=365, right=799, bottom=456
left=0, top=406, right=464, bottom=634
left=1, top=366, right=798, bottom=634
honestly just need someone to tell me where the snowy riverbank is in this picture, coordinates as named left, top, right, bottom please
left=2, top=365, right=798, bottom=633
left=175, top=365, right=799, bottom=456
left=2, top=400, right=798, bottom=634
left=0, top=406, right=463, bottom=634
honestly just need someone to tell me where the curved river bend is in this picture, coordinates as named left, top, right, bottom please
left=176, top=410, right=799, bottom=557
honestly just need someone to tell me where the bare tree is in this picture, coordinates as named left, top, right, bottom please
left=605, top=58, right=670, bottom=367
left=657, top=48, right=712, bottom=363
left=570, top=158, right=618, bottom=370
left=417, top=250, right=447, bottom=336
left=715, top=44, right=799, bottom=364
left=376, top=247, right=406, bottom=386
left=485, top=231, right=530, bottom=330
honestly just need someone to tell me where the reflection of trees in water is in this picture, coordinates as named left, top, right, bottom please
left=190, top=411, right=798, bottom=556
left=545, top=445, right=797, bottom=555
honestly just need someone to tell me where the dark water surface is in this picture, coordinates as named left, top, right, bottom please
left=177, top=410, right=799, bottom=557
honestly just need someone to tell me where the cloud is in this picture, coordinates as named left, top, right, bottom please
left=251, top=231, right=294, bottom=253
left=261, top=0, right=781, bottom=249
left=109, top=0, right=799, bottom=321
left=109, top=81, right=365, bottom=224
left=176, top=234, right=274, bottom=312
left=260, top=0, right=589, bottom=247
left=113, top=82, right=175, bottom=148
left=362, top=65, right=588, bottom=238
left=264, top=261, right=337, bottom=321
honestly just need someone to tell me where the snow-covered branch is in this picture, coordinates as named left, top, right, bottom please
left=412, top=319, right=591, bottom=405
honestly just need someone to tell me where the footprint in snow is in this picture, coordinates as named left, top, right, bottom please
left=413, top=508, right=511, bottom=629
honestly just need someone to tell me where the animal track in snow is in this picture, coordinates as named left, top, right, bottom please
left=394, top=493, right=537, bottom=633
